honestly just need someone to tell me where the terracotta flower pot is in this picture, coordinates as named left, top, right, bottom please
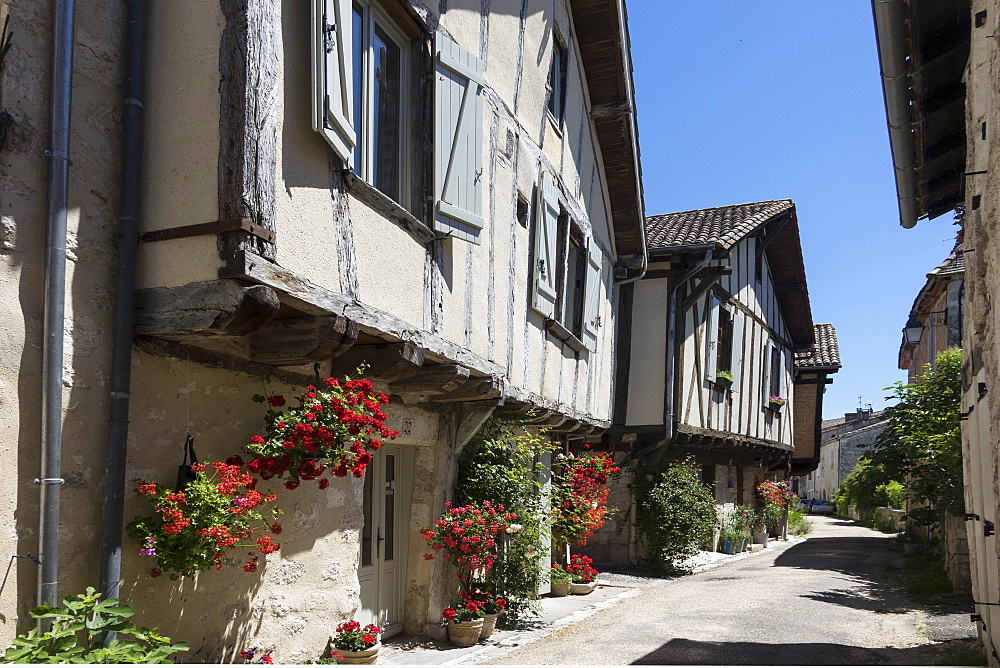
left=336, top=642, right=380, bottom=665
left=480, top=613, right=499, bottom=640
left=569, top=581, right=596, bottom=595
left=448, top=619, right=484, bottom=647
left=550, top=579, right=571, bottom=597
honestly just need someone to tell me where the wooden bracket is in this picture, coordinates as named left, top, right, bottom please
left=430, top=376, right=503, bottom=403
left=328, top=342, right=425, bottom=382
left=454, top=403, right=500, bottom=453
left=139, top=218, right=276, bottom=245
left=134, top=279, right=280, bottom=338
left=250, top=315, right=359, bottom=366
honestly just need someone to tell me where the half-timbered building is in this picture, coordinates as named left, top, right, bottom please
left=0, top=0, right=644, bottom=656
left=612, top=200, right=823, bottom=508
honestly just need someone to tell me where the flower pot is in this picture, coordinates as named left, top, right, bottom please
left=550, top=579, right=571, bottom=597
left=752, top=531, right=768, bottom=546
left=448, top=619, right=484, bottom=647
left=569, top=581, right=596, bottom=595
left=768, top=401, right=784, bottom=412
left=336, top=642, right=380, bottom=665
left=480, top=613, right=499, bottom=640
left=714, top=375, right=733, bottom=390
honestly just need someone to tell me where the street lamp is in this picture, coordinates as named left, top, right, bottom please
left=903, top=316, right=924, bottom=345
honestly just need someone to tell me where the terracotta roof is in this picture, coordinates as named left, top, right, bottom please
left=645, top=200, right=794, bottom=251
left=794, top=324, right=841, bottom=370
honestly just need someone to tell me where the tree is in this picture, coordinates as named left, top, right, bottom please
left=867, top=347, right=963, bottom=527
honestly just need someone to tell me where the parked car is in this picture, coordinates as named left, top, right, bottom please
left=806, top=499, right=836, bottom=515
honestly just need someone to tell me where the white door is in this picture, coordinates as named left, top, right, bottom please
left=357, top=445, right=411, bottom=638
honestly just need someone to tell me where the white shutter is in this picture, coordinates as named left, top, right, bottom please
left=434, top=33, right=484, bottom=243
left=761, top=340, right=772, bottom=407
left=581, top=236, right=603, bottom=352
left=312, top=0, right=356, bottom=166
left=705, top=295, right=720, bottom=380
left=779, top=348, right=789, bottom=402
left=531, top=173, right=560, bottom=318
left=730, top=310, right=743, bottom=392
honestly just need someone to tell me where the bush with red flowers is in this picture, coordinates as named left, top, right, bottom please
left=332, top=620, right=382, bottom=652
left=244, top=370, right=398, bottom=488
left=550, top=452, right=620, bottom=548
left=126, top=462, right=283, bottom=579
left=420, top=501, right=517, bottom=581
left=565, top=553, right=598, bottom=583
left=460, top=589, right=507, bottom=615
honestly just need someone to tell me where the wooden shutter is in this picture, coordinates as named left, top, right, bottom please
left=434, top=33, right=484, bottom=243
left=312, top=0, right=356, bottom=166
left=581, top=236, right=603, bottom=352
left=730, top=310, right=744, bottom=392
left=705, top=295, right=720, bottom=380
left=531, top=173, right=560, bottom=318
left=761, top=340, right=772, bottom=407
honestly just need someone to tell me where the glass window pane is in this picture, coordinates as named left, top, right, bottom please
left=361, top=463, right=373, bottom=566
left=352, top=5, right=364, bottom=176
left=384, top=455, right=395, bottom=561
left=372, top=25, right=401, bottom=200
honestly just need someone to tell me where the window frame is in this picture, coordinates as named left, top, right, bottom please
left=351, top=0, right=411, bottom=207
left=546, top=32, right=568, bottom=127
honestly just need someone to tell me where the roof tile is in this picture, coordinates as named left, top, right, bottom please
left=645, top=200, right=794, bottom=250
left=794, top=324, right=841, bottom=369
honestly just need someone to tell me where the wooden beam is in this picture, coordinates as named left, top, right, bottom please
left=430, top=377, right=502, bottom=403
left=680, top=267, right=730, bottom=313
left=389, top=364, right=471, bottom=395
left=134, top=280, right=279, bottom=338
left=328, top=342, right=424, bottom=382
left=249, top=315, right=358, bottom=365
left=454, top=403, right=500, bottom=453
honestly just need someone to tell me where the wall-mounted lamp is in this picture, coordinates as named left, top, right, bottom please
left=902, top=310, right=948, bottom=346
left=752, top=457, right=763, bottom=468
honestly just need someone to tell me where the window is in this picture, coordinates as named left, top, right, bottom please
left=313, top=0, right=409, bottom=204
left=706, top=295, right=740, bottom=386
left=716, top=306, right=733, bottom=376
left=531, top=171, right=604, bottom=351
left=314, top=1, right=486, bottom=242
left=547, top=38, right=567, bottom=123
left=352, top=3, right=406, bottom=202
left=761, top=341, right=786, bottom=408
left=769, top=345, right=782, bottom=397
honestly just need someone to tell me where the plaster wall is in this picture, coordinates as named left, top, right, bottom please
left=625, top=277, right=667, bottom=426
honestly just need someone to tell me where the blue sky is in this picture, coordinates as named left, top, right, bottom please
left=626, top=1, right=958, bottom=418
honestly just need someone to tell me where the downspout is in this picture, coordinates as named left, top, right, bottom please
left=99, top=0, right=146, bottom=607
left=872, top=0, right=919, bottom=228
left=634, top=248, right=715, bottom=459
left=38, top=0, right=76, bottom=619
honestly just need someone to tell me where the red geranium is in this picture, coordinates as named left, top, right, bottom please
left=420, top=501, right=516, bottom=580
left=551, top=452, right=619, bottom=547
left=332, top=620, right=381, bottom=651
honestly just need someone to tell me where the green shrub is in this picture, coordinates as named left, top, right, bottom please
left=787, top=507, right=813, bottom=536
left=1, top=587, right=188, bottom=663
left=632, top=460, right=718, bottom=574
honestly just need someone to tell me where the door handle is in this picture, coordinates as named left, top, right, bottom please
left=376, top=527, right=384, bottom=558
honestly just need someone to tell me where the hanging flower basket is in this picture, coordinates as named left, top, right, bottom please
left=243, top=371, right=398, bottom=489
left=127, top=461, right=283, bottom=579
left=768, top=396, right=787, bottom=412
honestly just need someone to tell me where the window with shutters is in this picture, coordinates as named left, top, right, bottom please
left=531, top=172, right=604, bottom=352
left=313, top=0, right=413, bottom=205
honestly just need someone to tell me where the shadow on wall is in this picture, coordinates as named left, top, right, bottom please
left=630, top=638, right=949, bottom=665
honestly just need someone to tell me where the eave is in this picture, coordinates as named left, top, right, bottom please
left=569, top=0, right=646, bottom=261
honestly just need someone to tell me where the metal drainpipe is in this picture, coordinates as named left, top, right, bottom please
left=38, top=0, right=76, bottom=622
left=634, top=249, right=715, bottom=459
left=99, top=0, right=146, bottom=611
left=872, top=0, right=919, bottom=228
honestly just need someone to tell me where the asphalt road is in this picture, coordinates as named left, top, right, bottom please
left=482, top=515, right=976, bottom=665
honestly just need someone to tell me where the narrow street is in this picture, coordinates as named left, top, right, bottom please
left=475, top=517, right=978, bottom=665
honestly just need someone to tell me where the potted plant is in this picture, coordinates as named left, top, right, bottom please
left=715, top=370, right=734, bottom=390
left=442, top=601, right=485, bottom=647
left=549, top=563, right=571, bottom=597
left=461, top=589, right=507, bottom=639
left=768, top=395, right=787, bottom=412
left=566, top=553, right=599, bottom=594
left=331, top=620, right=381, bottom=664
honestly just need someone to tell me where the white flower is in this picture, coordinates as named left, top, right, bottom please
left=506, top=523, right=523, bottom=534
left=524, top=549, right=538, bottom=559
